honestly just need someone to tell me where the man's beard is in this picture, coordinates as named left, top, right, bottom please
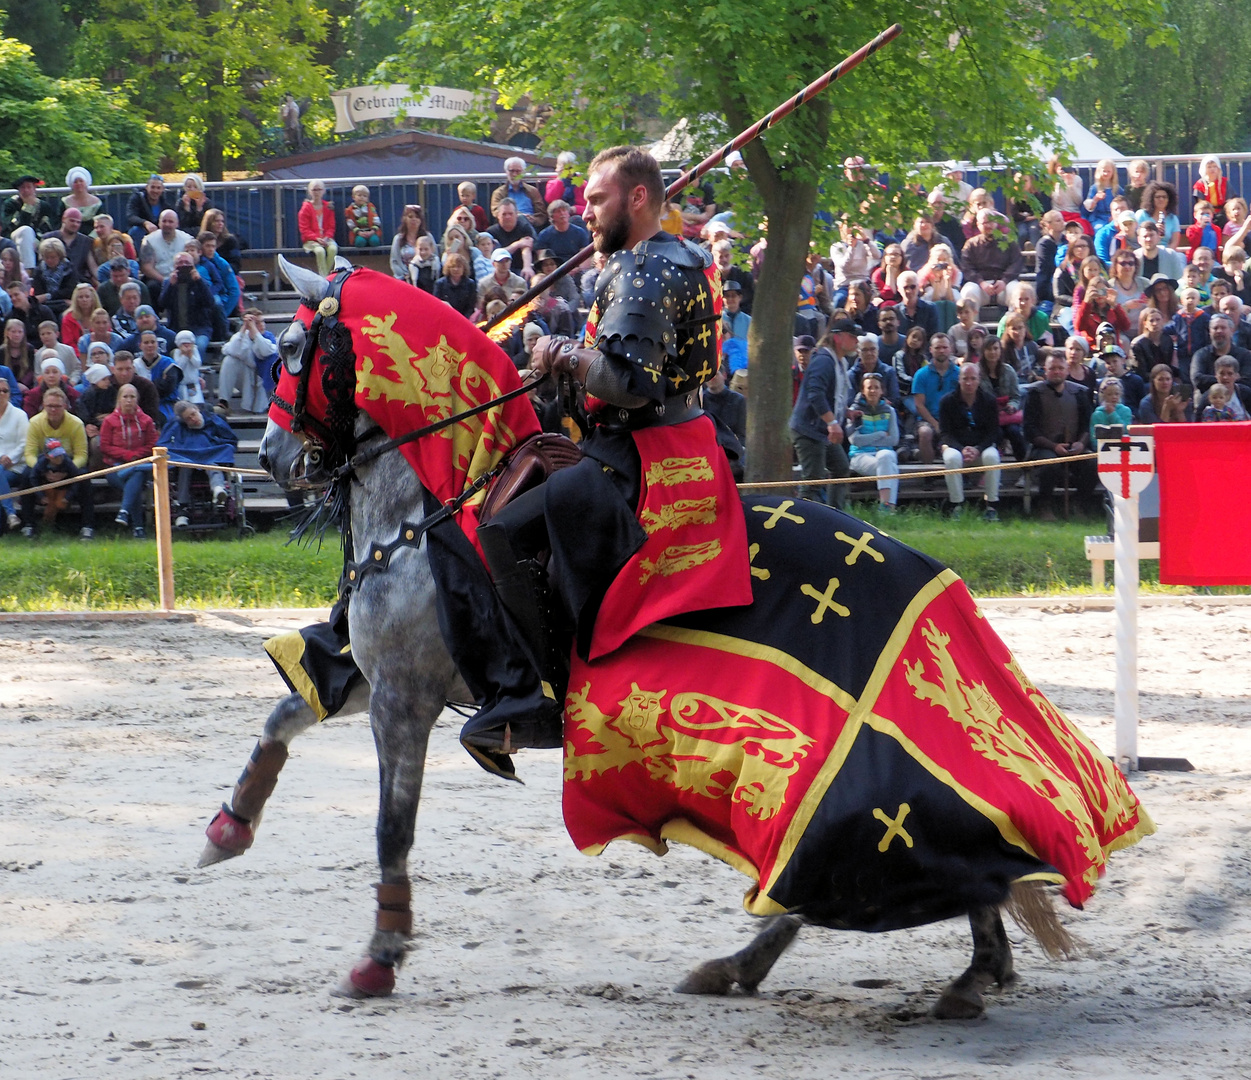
left=593, top=205, right=631, bottom=255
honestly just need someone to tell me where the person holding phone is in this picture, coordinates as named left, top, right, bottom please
left=158, top=252, right=214, bottom=357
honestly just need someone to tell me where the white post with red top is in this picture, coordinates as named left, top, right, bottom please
left=1096, top=432, right=1155, bottom=774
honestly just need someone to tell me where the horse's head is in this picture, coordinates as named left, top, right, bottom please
left=260, top=256, right=359, bottom=490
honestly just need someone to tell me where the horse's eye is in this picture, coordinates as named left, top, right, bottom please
left=279, top=319, right=306, bottom=375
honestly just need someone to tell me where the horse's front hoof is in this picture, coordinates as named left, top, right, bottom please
left=334, top=957, right=396, bottom=998
left=197, top=839, right=244, bottom=868
left=675, top=958, right=738, bottom=996
left=199, top=806, right=254, bottom=866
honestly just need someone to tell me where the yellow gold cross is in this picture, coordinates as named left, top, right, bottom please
left=800, top=577, right=850, bottom=623
left=873, top=804, right=913, bottom=852
left=752, top=501, right=805, bottom=529
left=697, top=323, right=712, bottom=348
left=695, top=358, right=713, bottom=380
left=696, top=284, right=708, bottom=307
left=835, top=530, right=885, bottom=566
left=669, top=371, right=686, bottom=389
left=749, top=543, right=770, bottom=580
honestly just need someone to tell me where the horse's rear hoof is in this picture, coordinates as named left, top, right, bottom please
left=199, top=806, right=254, bottom=866
left=334, top=957, right=396, bottom=998
left=932, top=986, right=985, bottom=1020
left=675, top=959, right=738, bottom=996
left=197, top=839, right=244, bottom=868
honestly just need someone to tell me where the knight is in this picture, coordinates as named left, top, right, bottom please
left=453, top=145, right=752, bottom=772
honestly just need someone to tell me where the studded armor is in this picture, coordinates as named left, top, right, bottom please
left=584, top=233, right=723, bottom=408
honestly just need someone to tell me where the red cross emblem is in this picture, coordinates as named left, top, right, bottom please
left=1097, top=434, right=1155, bottom=498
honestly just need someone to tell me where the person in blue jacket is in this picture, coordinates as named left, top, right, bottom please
left=158, top=399, right=237, bottom=526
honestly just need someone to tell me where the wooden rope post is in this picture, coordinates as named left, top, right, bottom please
left=152, top=447, right=175, bottom=611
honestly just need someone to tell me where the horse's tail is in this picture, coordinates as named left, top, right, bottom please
left=1005, top=879, right=1076, bottom=960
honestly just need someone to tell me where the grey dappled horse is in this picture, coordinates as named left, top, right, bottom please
left=199, top=258, right=1070, bottom=1014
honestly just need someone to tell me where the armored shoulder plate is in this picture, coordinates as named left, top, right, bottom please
left=630, top=234, right=713, bottom=270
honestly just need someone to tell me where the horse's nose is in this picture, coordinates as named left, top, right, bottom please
left=257, top=437, right=271, bottom=476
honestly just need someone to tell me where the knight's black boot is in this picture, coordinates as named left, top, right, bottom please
left=458, top=522, right=568, bottom=763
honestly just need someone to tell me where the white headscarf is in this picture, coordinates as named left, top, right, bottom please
left=65, top=167, right=93, bottom=188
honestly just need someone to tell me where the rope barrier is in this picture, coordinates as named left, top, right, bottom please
left=736, top=452, right=1097, bottom=490
left=10, top=454, right=270, bottom=498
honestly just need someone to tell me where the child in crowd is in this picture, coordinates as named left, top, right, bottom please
left=1125, top=159, right=1151, bottom=212
left=1090, top=377, right=1133, bottom=441
left=173, top=330, right=205, bottom=404
left=1202, top=381, right=1237, bottom=422
left=1034, top=210, right=1065, bottom=308
left=1169, top=287, right=1211, bottom=371
left=1185, top=202, right=1223, bottom=263
left=409, top=235, right=438, bottom=293
left=345, top=185, right=383, bottom=248
left=949, top=298, right=979, bottom=357
left=457, top=181, right=489, bottom=233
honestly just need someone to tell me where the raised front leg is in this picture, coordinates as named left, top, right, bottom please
left=932, top=905, right=1016, bottom=1020
left=675, top=915, right=804, bottom=996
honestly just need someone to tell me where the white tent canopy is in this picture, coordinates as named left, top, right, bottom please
left=1037, top=97, right=1121, bottom=162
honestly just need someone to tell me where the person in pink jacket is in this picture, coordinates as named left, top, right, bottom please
left=297, top=179, right=338, bottom=276
left=543, top=151, right=586, bottom=217
left=100, top=382, right=157, bottom=536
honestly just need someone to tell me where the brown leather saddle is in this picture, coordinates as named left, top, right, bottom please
left=478, top=432, right=583, bottom=526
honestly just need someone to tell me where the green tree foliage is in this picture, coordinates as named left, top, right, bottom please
left=372, top=0, right=1162, bottom=481
left=1051, top=3, right=1251, bottom=155
left=73, top=0, right=332, bottom=179
left=0, top=37, right=151, bottom=182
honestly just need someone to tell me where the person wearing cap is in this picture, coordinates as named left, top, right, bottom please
left=1094, top=206, right=1139, bottom=265
left=789, top=317, right=856, bottom=508
left=1098, top=346, right=1146, bottom=413
left=47, top=207, right=97, bottom=281
left=22, top=354, right=80, bottom=417
left=126, top=175, right=174, bottom=252
left=1134, top=220, right=1186, bottom=283
left=846, top=369, right=900, bottom=510
left=535, top=199, right=591, bottom=266
left=117, top=305, right=177, bottom=358
left=99, top=381, right=157, bottom=537
left=477, top=247, right=526, bottom=307
left=0, top=371, right=29, bottom=531
left=721, top=278, right=750, bottom=349
left=79, top=362, right=116, bottom=437
left=2, top=176, right=58, bottom=270
left=20, top=384, right=93, bottom=538
left=532, top=247, right=580, bottom=310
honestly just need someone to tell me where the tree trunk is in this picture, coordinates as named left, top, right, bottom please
left=201, top=123, right=225, bottom=183
left=744, top=175, right=818, bottom=483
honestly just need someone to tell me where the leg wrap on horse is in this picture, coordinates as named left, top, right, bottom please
left=231, top=739, right=290, bottom=822
left=374, top=881, right=413, bottom=936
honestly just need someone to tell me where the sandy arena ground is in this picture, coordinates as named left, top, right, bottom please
left=2, top=600, right=1251, bottom=1080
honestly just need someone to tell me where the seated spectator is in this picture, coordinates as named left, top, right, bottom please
left=1074, top=277, right=1130, bottom=348
left=939, top=361, right=1002, bottom=519
left=997, top=283, right=1049, bottom=343
left=442, top=222, right=478, bottom=279
left=108, top=350, right=162, bottom=428
left=535, top=200, right=591, bottom=265
left=1010, top=171, right=1050, bottom=248
left=1185, top=204, right=1223, bottom=264
left=345, top=185, right=383, bottom=248
left=116, top=305, right=176, bottom=360
left=3, top=174, right=59, bottom=269
left=1125, top=159, right=1151, bottom=212
left=1193, top=155, right=1228, bottom=226
left=1189, top=313, right=1251, bottom=397
left=32, top=238, right=79, bottom=318
left=978, top=335, right=1025, bottom=461
left=137, top=333, right=180, bottom=421
left=721, top=278, right=751, bottom=344
left=960, top=188, right=994, bottom=241
left=846, top=371, right=900, bottom=509
left=1063, top=334, right=1099, bottom=402
left=892, top=325, right=930, bottom=423
left=159, top=399, right=238, bottom=523
left=1201, top=381, right=1237, bottom=421
left=98, top=260, right=149, bottom=318
left=109, top=282, right=147, bottom=336
left=926, top=190, right=968, bottom=261
left=532, top=248, right=579, bottom=328
left=176, top=174, right=212, bottom=233
left=1, top=318, right=35, bottom=388
left=408, top=235, right=439, bottom=294
left=217, top=308, right=275, bottom=415
left=491, top=158, right=548, bottom=229
left=1219, top=293, right=1251, bottom=349
left=19, top=385, right=93, bottom=538
left=960, top=209, right=1023, bottom=309
left=844, top=280, right=878, bottom=335
left=168, top=330, right=204, bottom=405
left=200, top=208, right=245, bottom=274
left=47, top=207, right=97, bottom=282
left=197, top=232, right=240, bottom=322
left=1094, top=208, right=1139, bottom=265
left=871, top=243, right=906, bottom=306
left=829, top=220, right=880, bottom=309
left=895, top=271, right=938, bottom=339
left=948, top=298, right=978, bottom=359
left=911, top=332, right=958, bottom=465
left=0, top=247, right=27, bottom=296
left=35, top=321, right=77, bottom=379
left=1198, top=355, right=1251, bottom=419
left=874, top=304, right=903, bottom=366
left=61, top=282, right=101, bottom=351
left=457, top=182, right=489, bottom=233
left=1105, top=249, right=1149, bottom=324
left=1190, top=246, right=1218, bottom=295
left=433, top=252, right=476, bottom=320
left=1213, top=245, right=1251, bottom=304
left=95, top=235, right=139, bottom=285
left=544, top=151, right=587, bottom=218
left=902, top=215, right=939, bottom=271
left=0, top=376, right=28, bottom=529
left=679, top=176, right=717, bottom=241
left=1135, top=181, right=1183, bottom=249
left=140, top=210, right=192, bottom=309
left=297, top=179, right=338, bottom=277
left=1137, top=363, right=1192, bottom=423
left=1001, top=313, right=1041, bottom=381
left=1168, top=287, right=1210, bottom=373
left=159, top=253, right=215, bottom=356
left=1052, top=233, right=1093, bottom=314
left=937, top=163, right=974, bottom=205
left=1023, top=352, right=1095, bottom=520
left=795, top=247, right=833, bottom=340
left=23, top=354, right=80, bottom=417
left=699, top=364, right=747, bottom=466
left=78, top=360, right=114, bottom=455
left=76, top=307, right=123, bottom=362
left=477, top=248, right=526, bottom=309
left=508, top=321, right=543, bottom=371
left=90, top=214, right=137, bottom=266
left=99, top=382, right=157, bottom=536
left=392, top=204, right=436, bottom=280
left=1134, top=220, right=1186, bottom=285
left=1130, top=308, right=1175, bottom=379
left=918, top=244, right=961, bottom=310
left=849, top=334, right=901, bottom=412
left=1099, top=346, right=1146, bottom=412
left=1090, top=376, right=1133, bottom=438
left=1065, top=256, right=1107, bottom=328
left=487, top=200, right=537, bottom=280
left=1033, top=210, right=1065, bottom=309
left=1223, top=198, right=1251, bottom=250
